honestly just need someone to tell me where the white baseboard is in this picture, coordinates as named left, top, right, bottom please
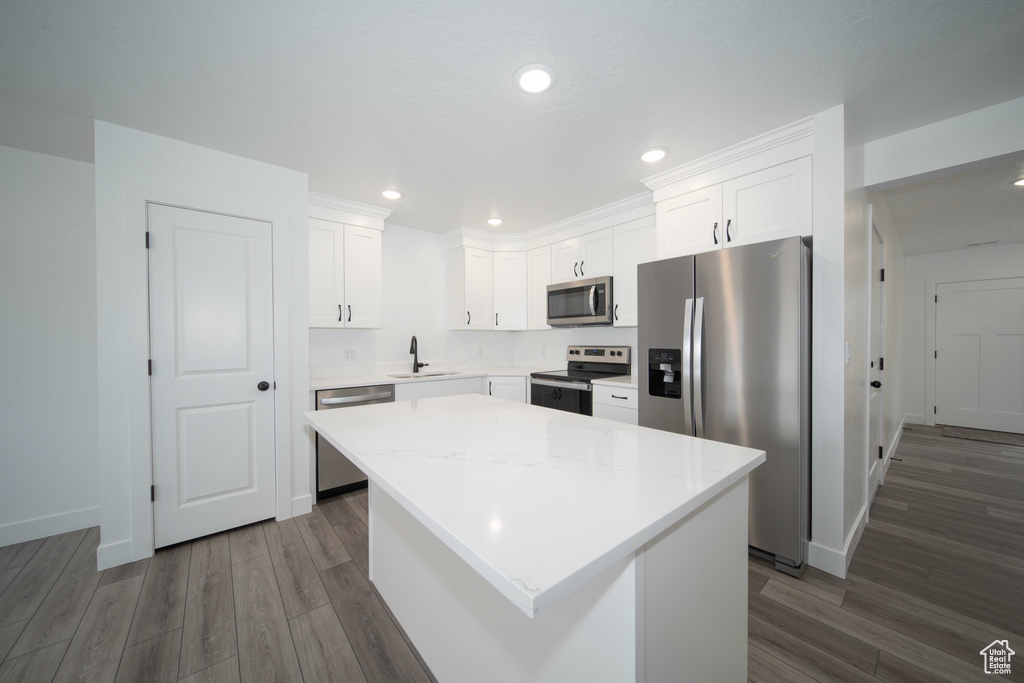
left=289, top=494, right=313, bottom=519
left=904, top=413, right=926, bottom=425
left=96, top=537, right=135, bottom=571
left=0, top=505, right=100, bottom=548
left=807, top=503, right=868, bottom=579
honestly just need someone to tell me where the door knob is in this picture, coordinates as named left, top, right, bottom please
left=870, top=380, right=882, bottom=389
left=257, top=381, right=270, bottom=392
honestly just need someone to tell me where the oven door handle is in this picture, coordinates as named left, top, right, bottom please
left=530, top=378, right=593, bottom=392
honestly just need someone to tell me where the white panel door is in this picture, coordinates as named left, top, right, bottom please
left=551, top=238, right=581, bottom=283
left=722, top=156, right=811, bottom=247
left=308, top=217, right=345, bottom=328
left=463, top=247, right=494, bottom=330
left=612, top=221, right=656, bottom=327
left=936, top=277, right=1024, bottom=433
left=493, top=252, right=527, bottom=330
left=148, top=204, right=277, bottom=548
left=656, top=185, right=723, bottom=258
left=868, top=227, right=884, bottom=492
left=486, top=376, right=527, bottom=403
left=578, top=228, right=614, bottom=278
left=527, top=246, right=552, bottom=330
left=344, top=225, right=382, bottom=328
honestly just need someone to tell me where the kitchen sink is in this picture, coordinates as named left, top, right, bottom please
left=387, top=371, right=461, bottom=379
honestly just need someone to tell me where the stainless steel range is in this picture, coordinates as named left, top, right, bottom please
left=530, top=346, right=631, bottom=416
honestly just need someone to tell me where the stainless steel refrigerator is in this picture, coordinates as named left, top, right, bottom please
left=638, top=236, right=811, bottom=575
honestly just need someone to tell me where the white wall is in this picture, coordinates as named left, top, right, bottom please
left=94, top=122, right=309, bottom=569
left=310, top=224, right=515, bottom=371
left=513, top=327, right=638, bottom=369
left=904, top=242, right=1024, bottom=423
left=0, top=145, right=99, bottom=545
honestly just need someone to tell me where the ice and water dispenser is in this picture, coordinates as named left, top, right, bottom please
left=647, top=348, right=682, bottom=399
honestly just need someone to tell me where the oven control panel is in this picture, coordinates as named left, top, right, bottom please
left=566, top=346, right=631, bottom=364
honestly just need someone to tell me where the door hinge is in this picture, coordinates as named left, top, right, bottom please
left=150, top=485, right=155, bottom=502
left=879, top=357, right=884, bottom=371
left=273, top=381, right=277, bottom=390
left=148, top=359, right=152, bottom=375
left=934, top=406, right=938, bottom=414
left=878, top=445, right=883, bottom=459
left=145, top=231, right=150, bottom=248
left=934, top=294, right=938, bottom=303
left=934, top=350, right=937, bottom=359
left=880, top=268, right=885, bottom=282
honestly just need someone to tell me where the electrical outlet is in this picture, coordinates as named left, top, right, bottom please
left=344, top=348, right=357, bottom=361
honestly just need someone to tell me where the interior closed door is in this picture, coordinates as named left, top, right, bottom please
left=868, top=227, right=884, bottom=492
left=936, top=277, right=1024, bottom=433
left=148, top=204, right=277, bottom=548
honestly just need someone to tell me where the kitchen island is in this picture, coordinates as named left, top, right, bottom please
left=305, top=394, right=764, bottom=682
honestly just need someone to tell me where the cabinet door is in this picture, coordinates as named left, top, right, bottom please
left=486, top=376, right=527, bottom=403
left=577, top=228, right=614, bottom=278
left=551, top=238, right=580, bottom=283
left=463, top=247, right=494, bottom=330
left=722, top=156, right=811, bottom=247
left=343, top=225, right=382, bottom=328
left=309, top=217, right=346, bottom=328
left=527, top=246, right=552, bottom=330
left=612, top=221, right=656, bottom=327
left=493, top=252, right=527, bottom=330
left=656, top=185, right=723, bottom=259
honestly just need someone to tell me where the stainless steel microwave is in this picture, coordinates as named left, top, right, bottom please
left=546, top=276, right=614, bottom=327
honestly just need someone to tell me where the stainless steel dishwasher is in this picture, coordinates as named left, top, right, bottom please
left=315, top=384, right=395, bottom=498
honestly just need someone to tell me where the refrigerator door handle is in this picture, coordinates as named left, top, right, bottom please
left=682, top=297, right=694, bottom=435
left=693, top=296, right=705, bottom=438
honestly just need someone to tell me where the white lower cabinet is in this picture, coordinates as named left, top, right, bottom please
left=394, top=376, right=485, bottom=402
left=485, top=376, right=527, bottom=403
left=593, top=384, right=639, bottom=425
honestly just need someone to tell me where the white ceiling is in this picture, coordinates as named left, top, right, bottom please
left=882, top=155, right=1024, bottom=256
left=1, top=1, right=1023, bottom=233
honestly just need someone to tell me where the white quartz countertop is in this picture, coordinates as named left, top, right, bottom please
left=591, top=374, right=639, bottom=388
left=310, top=366, right=553, bottom=391
left=304, top=394, right=764, bottom=618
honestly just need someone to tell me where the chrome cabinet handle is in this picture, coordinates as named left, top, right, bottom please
left=489, top=381, right=493, bottom=396
left=614, top=303, right=619, bottom=321
left=321, top=392, right=393, bottom=405
left=713, top=222, right=718, bottom=245
left=348, top=304, right=352, bottom=322
left=338, top=304, right=343, bottom=322
left=574, top=262, right=578, bottom=278
left=682, top=297, right=694, bottom=435
left=611, top=394, right=628, bottom=400
left=693, top=297, right=705, bottom=438
left=725, top=219, right=732, bottom=243
left=467, top=311, right=471, bottom=325
left=580, top=260, right=584, bottom=276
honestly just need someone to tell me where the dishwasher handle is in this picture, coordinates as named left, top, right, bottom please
left=320, top=392, right=393, bottom=406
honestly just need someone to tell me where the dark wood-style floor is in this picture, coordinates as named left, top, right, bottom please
left=0, top=425, right=1020, bottom=682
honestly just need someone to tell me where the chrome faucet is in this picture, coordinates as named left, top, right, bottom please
left=410, top=335, right=428, bottom=374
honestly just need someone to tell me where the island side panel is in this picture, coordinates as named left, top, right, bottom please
left=639, top=477, right=749, bottom=682
left=368, top=481, right=639, bottom=683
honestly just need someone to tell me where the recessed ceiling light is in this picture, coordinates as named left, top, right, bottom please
left=487, top=218, right=503, bottom=226
left=1014, top=178, right=1024, bottom=186
left=516, top=64, right=553, bottom=93
left=381, top=190, right=401, bottom=200
left=641, top=148, right=667, bottom=163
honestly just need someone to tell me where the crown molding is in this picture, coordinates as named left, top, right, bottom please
left=527, top=191, right=653, bottom=241
left=308, top=192, right=393, bottom=220
left=641, top=117, right=814, bottom=192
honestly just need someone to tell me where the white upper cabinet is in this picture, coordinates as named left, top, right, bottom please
left=577, top=228, right=614, bottom=278
left=527, top=246, right=552, bottom=330
left=612, top=220, right=656, bottom=327
left=722, top=156, right=811, bottom=247
left=450, top=247, right=494, bottom=330
left=656, top=185, right=723, bottom=259
left=551, top=238, right=581, bottom=283
left=309, top=218, right=347, bottom=327
left=309, top=217, right=382, bottom=328
left=343, top=225, right=382, bottom=328
left=549, top=228, right=614, bottom=282
left=493, top=252, right=527, bottom=330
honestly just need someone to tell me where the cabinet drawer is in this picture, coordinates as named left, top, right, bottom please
left=593, top=384, right=638, bottom=409
left=593, top=402, right=639, bottom=425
